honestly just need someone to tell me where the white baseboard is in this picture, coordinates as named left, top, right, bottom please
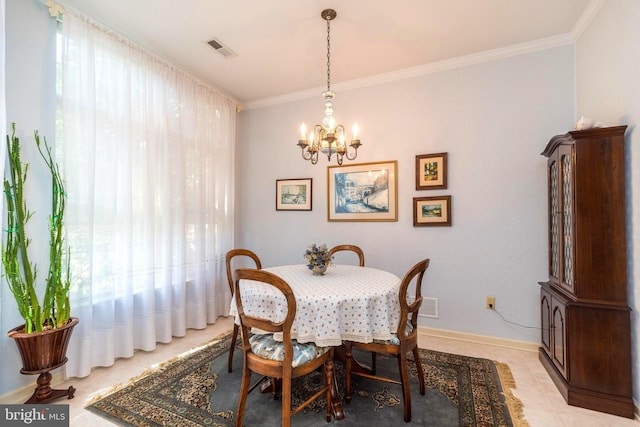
left=417, top=326, right=539, bottom=353
left=0, top=371, right=66, bottom=404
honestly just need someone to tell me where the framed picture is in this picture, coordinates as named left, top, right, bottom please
left=276, top=178, right=312, bottom=211
left=327, top=160, right=398, bottom=222
left=413, top=195, right=452, bottom=226
left=416, top=152, right=448, bottom=190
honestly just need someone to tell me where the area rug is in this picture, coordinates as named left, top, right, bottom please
left=86, top=331, right=528, bottom=426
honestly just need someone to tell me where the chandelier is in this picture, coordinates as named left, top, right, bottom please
left=297, top=9, right=362, bottom=165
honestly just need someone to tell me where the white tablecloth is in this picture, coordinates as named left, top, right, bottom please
left=229, top=264, right=401, bottom=347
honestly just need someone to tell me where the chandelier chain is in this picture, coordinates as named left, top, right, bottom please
left=326, top=16, right=331, bottom=92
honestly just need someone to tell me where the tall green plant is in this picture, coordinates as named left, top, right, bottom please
left=2, top=123, right=71, bottom=333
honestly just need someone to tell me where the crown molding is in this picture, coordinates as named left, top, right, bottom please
left=570, top=0, right=607, bottom=41
left=243, top=33, right=574, bottom=110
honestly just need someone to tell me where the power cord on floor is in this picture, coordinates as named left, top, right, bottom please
left=492, top=307, right=540, bottom=330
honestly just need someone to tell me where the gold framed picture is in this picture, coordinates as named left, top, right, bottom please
left=416, top=152, right=448, bottom=190
left=327, top=160, right=398, bottom=222
left=413, top=195, right=451, bottom=226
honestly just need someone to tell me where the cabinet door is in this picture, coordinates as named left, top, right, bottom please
left=547, top=145, right=576, bottom=294
left=551, top=297, right=567, bottom=379
left=540, top=288, right=552, bottom=355
left=547, top=152, right=561, bottom=285
left=558, top=145, right=575, bottom=294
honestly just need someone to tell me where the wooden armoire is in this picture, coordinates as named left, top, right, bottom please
left=539, top=125, right=634, bottom=418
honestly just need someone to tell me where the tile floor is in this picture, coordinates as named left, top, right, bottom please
left=28, top=316, right=640, bottom=426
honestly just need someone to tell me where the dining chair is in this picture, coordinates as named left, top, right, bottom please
left=233, top=268, right=335, bottom=427
left=225, top=249, right=262, bottom=373
left=343, top=258, right=430, bottom=423
left=328, top=244, right=365, bottom=266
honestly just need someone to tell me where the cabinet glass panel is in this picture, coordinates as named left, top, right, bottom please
left=549, top=160, right=559, bottom=279
left=561, top=154, right=574, bottom=291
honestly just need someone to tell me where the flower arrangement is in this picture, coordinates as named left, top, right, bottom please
left=303, top=243, right=333, bottom=271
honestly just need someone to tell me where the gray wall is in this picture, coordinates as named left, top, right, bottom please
left=1, top=0, right=57, bottom=396
left=237, top=46, right=575, bottom=343
left=575, top=0, right=640, bottom=407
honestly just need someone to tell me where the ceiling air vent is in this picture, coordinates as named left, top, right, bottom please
left=207, top=38, right=237, bottom=58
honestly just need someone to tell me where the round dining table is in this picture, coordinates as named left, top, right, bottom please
left=230, top=263, right=402, bottom=347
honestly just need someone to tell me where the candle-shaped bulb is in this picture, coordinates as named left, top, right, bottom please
left=328, top=117, right=336, bottom=131
left=300, top=123, right=307, bottom=139
left=352, top=123, right=359, bottom=140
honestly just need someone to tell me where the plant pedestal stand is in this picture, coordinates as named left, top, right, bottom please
left=7, top=317, right=79, bottom=404
left=24, top=371, right=76, bottom=404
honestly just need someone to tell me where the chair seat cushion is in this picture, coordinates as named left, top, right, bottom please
left=249, top=334, right=330, bottom=368
left=373, top=323, right=414, bottom=345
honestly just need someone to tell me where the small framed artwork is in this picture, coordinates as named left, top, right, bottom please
left=416, top=152, right=448, bottom=190
left=413, top=195, right=452, bottom=226
left=327, top=160, right=398, bottom=222
left=276, top=178, right=312, bottom=211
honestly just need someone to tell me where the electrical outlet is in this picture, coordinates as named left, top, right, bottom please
left=486, top=296, right=495, bottom=310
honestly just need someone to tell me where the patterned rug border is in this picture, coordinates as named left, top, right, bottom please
left=84, top=329, right=233, bottom=408
left=85, top=329, right=529, bottom=426
left=495, top=361, right=528, bottom=427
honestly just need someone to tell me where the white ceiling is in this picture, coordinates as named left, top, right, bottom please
left=60, top=0, right=597, bottom=107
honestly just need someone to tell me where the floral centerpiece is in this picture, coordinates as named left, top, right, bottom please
left=304, top=243, right=333, bottom=275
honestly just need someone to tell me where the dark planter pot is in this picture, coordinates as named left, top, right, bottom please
left=7, top=317, right=79, bottom=404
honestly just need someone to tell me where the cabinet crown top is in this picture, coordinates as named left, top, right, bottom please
left=541, top=125, right=627, bottom=157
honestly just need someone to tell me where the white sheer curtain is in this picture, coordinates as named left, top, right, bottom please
left=0, top=0, right=5, bottom=204
left=59, top=9, right=236, bottom=378
left=0, top=0, right=5, bottom=329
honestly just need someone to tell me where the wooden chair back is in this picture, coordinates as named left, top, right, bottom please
left=226, top=249, right=262, bottom=295
left=233, top=268, right=334, bottom=427
left=225, top=249, right=262, bottom=373
left=397, top=258, right=430, bottom=341
left=328, top=244, right=365, bottom=266
left=234, top=268, right=296, bottom=353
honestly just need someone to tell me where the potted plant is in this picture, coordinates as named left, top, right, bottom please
left=2, top=123, right=77, bottom=404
